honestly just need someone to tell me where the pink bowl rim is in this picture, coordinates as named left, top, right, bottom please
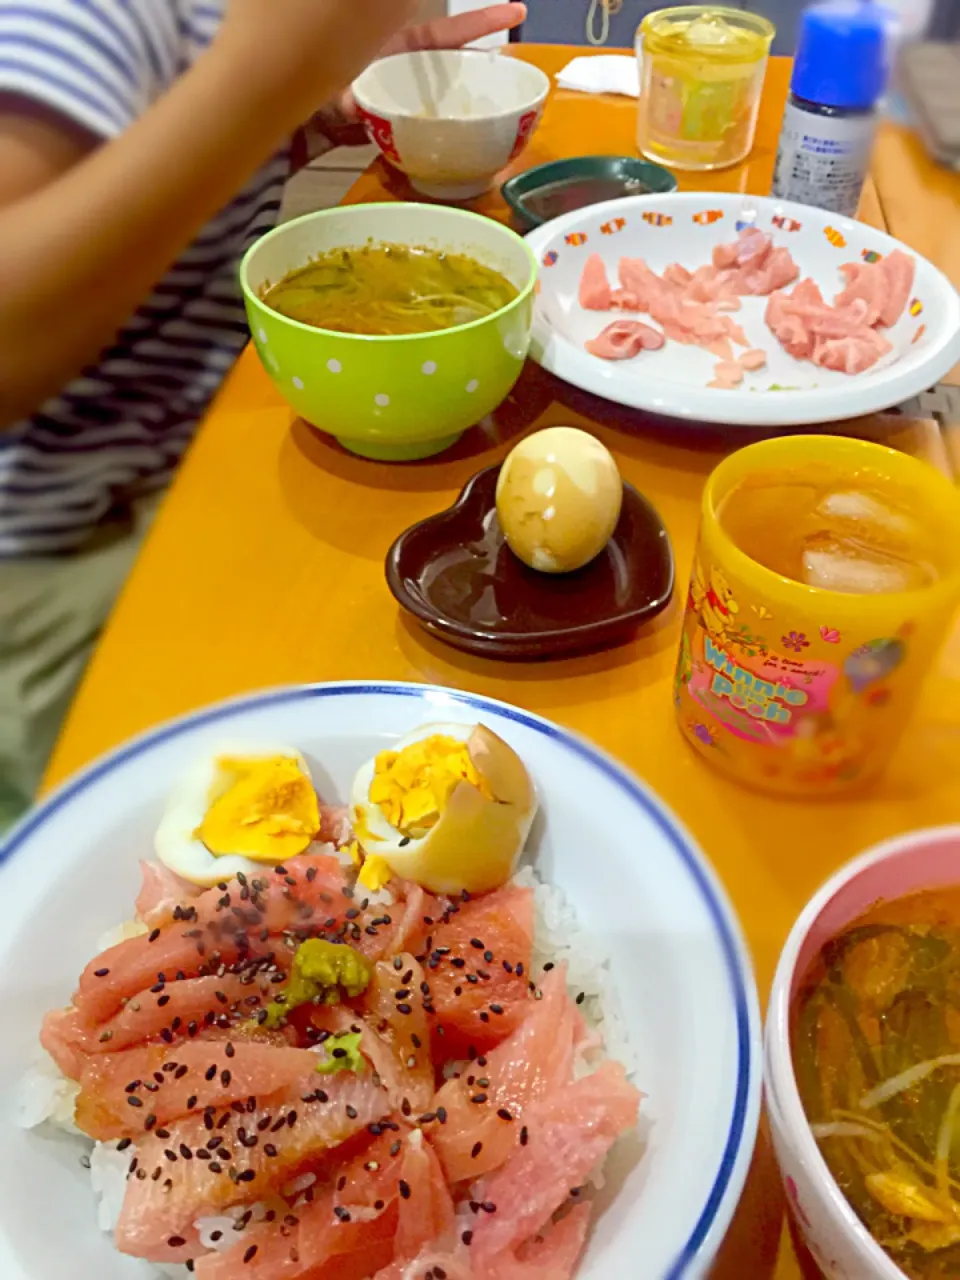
left=764, top=824, right=960, bottom=1279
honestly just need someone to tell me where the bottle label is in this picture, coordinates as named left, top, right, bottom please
left=772, top=101, right=878, bottom=217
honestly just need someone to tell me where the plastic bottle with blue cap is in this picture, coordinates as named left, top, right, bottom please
left=772, top=1, right=895, bottom=217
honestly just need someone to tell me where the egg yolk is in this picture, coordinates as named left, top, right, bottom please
left=358, top=855, right=393, bottom=892
left=367, top=735, right=493, bottom=837
left=198, top=755, right=320, bottom=862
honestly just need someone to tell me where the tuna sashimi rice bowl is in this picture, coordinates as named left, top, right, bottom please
left=3, top=685, right=761, bottom=1279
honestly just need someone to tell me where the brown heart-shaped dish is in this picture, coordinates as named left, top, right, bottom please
left=385, top=465, right=674, bottom=659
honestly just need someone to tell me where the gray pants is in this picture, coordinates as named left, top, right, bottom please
left=0, top=493, right=161, bottom=826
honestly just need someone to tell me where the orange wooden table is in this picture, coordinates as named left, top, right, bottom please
left=45, top=46, right=960, bottom=1280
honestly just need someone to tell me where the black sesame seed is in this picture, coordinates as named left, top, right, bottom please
left=221, top=1070, right=232, bottom=1087
left=127, top=1096, right=144, bottom=1108
left=334, top=1206, right=352, bottom=1222
left=94, top=968, right=110, bottom=977
left=148, top=929, right=161, bottom=943
left=497, top=1108, right=513, bottom=1121
left=520, top=1125, right=529, bottom=1146
left=345, top=1105, right=358, bottom=1119
left=470, top=938, right=484, bottom=949
left=243, top=1244, right=258, bottom=1263
left=481, top=1200, right=496, bottom=1214
left=543, top=962, right=554, bottom=972
left=484, top=951, right=493, bottom=963
left=390, top=1139, right=401, bottom=1156
left=515, top=963, right=524, bottom=977
left=179, top=1144, right=193, bottom=1160
left=471, top=1093, right=488, bottom=1105
left=264, top=1143, right=278, bottom=1158
left=168, top=1235, right=186, bottom=1247
left=206, top=1065, right=217, bottom=1081
left=117, top=1138, right=132, bottom=1152
left=471, top=1142, right=483, bottom=1158
left=187, top=1095, right=198, bottom=1109
left=238, top=1169, right=257, bottom=1183
left=225, top=1042, right=236, bottom=1059
left=437, top=1106, right=447, bottom=1124
left=462, top=1230, right=473, bottom=1246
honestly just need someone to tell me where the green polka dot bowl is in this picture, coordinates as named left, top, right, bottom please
left=240, top=203, right=538, bottom=461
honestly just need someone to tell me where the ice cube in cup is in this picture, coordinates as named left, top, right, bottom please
left=817, top=491, right=919, bottom=541
left=802, top=539, right=926, bottom=594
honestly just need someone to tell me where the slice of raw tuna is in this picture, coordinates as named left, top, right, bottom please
left=578, top=254, right=613, bottom=310
left=467, top=1060, right=641, bottom=1264
left=74, top=1038, right=320, bottom=1140
left=195, top=1127, right=416, bottom=1279
left=429, top=966, right=578, bottom=1183
left=407, top=886, right=534, bottom=1057
left=74, top=853, right=349, bottom=1024
left=115, top=1073, right=386, bottom=1259
left=585, top=319, right=665, bottom=360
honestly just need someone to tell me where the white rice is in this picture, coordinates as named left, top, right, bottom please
left=16, top=1054, right=81, bottom=1134
left=513, top=865, right=637, bottom=1076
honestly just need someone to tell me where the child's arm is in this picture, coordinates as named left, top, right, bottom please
left=0, top=0, right=421, bottom=429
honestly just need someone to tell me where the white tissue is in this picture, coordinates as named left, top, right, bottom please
left=555, top=55, right=640, bottom=98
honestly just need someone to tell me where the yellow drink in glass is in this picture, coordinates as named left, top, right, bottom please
left=636, top=6, right=774, bottom=171
left=674, top=436, right=960, bottom=795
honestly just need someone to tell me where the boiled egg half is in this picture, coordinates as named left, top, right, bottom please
left=350, top=722, right=537, bottom=895
left=155, top=742, right=320, bottom=887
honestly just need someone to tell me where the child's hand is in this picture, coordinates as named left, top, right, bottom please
left=218, top=0, right=423, bottom=124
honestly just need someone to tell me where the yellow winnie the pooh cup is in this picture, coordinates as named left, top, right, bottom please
left=674, top=435, right=960, bottom=796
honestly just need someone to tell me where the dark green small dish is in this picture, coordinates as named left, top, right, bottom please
left=502, top=155, right=678, bottom=231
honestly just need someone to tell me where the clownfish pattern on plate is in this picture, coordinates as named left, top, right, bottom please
left=771, top=214, right=801, bottom=232
left=861, top=248, right=882, bottom=263
left=542, top=250, right=558, bottom=266
left=642, top=211, right=672, bottom=226
left=692, top=209, right=723, bottom=226
left=823, top=226, right=846, bottom=248
left=564, top=232, right=588, bottom=246
left=912, top=323, right=926, bottom=344
left=910, top=298, right=923, bottom=316
left=601, top=217, right=626, bottom=235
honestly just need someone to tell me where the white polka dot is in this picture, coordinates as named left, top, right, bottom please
left=258, top=327, right=268, bottom=344
left=374, top=393, right=390, bottom=407
left=327, top=358, right=342, bottom=374
left=421, top=360, right=437, bottom=375
left=266, top=352, right=280, bottom=372
left=466, top=379, right=479, bottom=393
left=292, top=376, right=304, bottom=390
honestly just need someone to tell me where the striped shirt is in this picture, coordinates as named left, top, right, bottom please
left=0, top=0, right=287, bottom=556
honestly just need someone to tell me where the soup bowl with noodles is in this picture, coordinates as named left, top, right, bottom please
left=240, top=203, right=537, bottom=461
left=766, top=826, right=960, bottom=1280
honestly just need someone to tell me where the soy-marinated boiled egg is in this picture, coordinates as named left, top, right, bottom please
left=155, top=742, right=320, bottom=887
left=496, top=426, right=623, bottom=573
left=350, top=723, right=537, bottom=895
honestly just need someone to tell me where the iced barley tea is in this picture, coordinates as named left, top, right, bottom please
left=674, top=437, right=960, bottom=796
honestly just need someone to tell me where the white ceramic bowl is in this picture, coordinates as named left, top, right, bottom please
left=0, top=682, right=761, bottom=1279
left=525, top=191, right=960, bottom=427
left=352, top=50, right=549, bottom=199
left=765, top=825, right=960, bottom=1280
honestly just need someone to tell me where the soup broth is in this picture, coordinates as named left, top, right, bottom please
left=262, top=243, right=519, bottom=336
left=793, top=888, right=960, bottom=1277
